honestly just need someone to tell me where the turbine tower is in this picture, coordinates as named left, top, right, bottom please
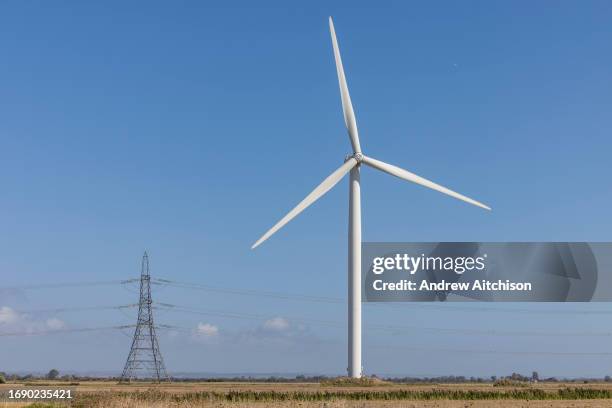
left=120, top=252, right=169, bottom=382
left=252, top=17, right=490, bottom=378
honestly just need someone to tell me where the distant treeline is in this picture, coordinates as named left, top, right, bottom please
left=169, top=374, right=612, bottom=384
left=4, top=370, right=612, bottom=384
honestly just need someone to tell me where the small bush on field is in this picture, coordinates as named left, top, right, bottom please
left=493, top=378, right=529, bottom=387
left=0, top=374, right=6, bottom=384
left=321, top=376, right=390, bottom=387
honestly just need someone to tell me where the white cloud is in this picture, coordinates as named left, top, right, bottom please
left=196, top=323, right=219, bottom=337
left=46, top=318, right=66, bottom=330
left=263, top=317, right=289, bottom=331
left=0, top=306, right=19, bottom=324
left=0, top=306, right=66, bottom=333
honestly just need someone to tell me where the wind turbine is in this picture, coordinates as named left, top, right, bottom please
left=252, top=17, right=491, bottom=378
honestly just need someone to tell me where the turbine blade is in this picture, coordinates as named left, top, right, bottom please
left=252, top=158, right=358, bottom=249
left=361, top=156, right=491, bottom=211
left=329, top=16, right=361, bottom=153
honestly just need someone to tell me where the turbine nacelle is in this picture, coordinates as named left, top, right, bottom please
left=345, top=152, right=363, bottom=164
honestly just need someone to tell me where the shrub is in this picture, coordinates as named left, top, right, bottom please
left=320, top=376, right=391, bottom=387
left=46, top=369, right=59, bottom=380
left=493, top=379, right=529, bottom=387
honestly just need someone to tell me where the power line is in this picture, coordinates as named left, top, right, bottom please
left=1, top=322, right=610, bottom=357
left=2, top=304, right=138, bottom=315
left=151, top=325, right=612, bottom=357
left=0, top=325, right=135, bottom=337
left=155, top=304, right=342, bottom=328
left=154, top=279, right=342, bottom=304
left=368, top=344, right=612, bottom=357
left=154, top=278, right=612, bottom=315
left=5, top=302, right=610, bottom=338
left=0, top=312, right=609, bottom=357
left=153, top=304, right=612, bottom=337
left=369, top=302, right=612, bottom=315
left=4, top=277, right=612, bottom=316
left=0, top=280, right=134, bottom=291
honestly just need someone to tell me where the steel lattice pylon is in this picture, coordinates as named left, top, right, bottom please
left=120, top=252, right=169, bottom=382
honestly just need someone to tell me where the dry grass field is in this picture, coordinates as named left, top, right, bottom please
left=3, top=381, right=612, bottom=407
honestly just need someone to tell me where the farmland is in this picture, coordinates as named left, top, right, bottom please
left=3, top=380, right=612, bottom=407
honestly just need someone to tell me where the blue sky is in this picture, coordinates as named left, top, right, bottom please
left=1, top=1, right=612, bottom=377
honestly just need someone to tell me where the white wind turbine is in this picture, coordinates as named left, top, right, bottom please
left=252, top=17, right=491, bottom=378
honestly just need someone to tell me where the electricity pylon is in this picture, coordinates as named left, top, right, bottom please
left=120, top=252, right=169, bottom=382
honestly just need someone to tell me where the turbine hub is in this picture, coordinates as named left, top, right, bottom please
left=345, top=152, right=363, bottom=163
